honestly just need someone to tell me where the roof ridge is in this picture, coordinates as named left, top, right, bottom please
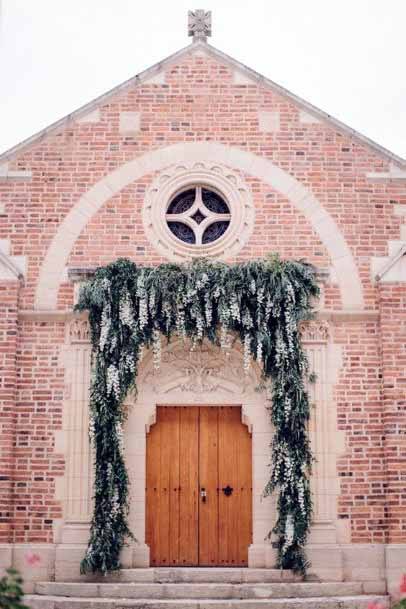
left=0, top=40, right=404, bottom=167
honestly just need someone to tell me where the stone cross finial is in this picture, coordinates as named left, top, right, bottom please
left=188, top=9, right=212, bottom=42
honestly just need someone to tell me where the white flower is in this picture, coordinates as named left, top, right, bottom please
left=119, top=293, right=134, bottom=327
left=116, top=420, right=124, bottom=453
left=282, top=513, right=295, bottom=554
left=106, top=365, right=120, bottom=399
left=89, top=416, right=96, bottom=444
left=176, top=307, right=186, bottom=340
left=137, top=273, right=149, bottom=329
left=109, top=335, right=118, bottom=353
left=243, top=334, right=252, bottom=374
left=275, top=331, right=288, bottom=367
left=284, top=396, right=292, bottom=421
left=139, top=297, right=148, bottom=329
left=195, top=312, right=205, bottom=340
left=123, top=353, right=135, bottom=374
left=99, top=307, right=111, bottom=351
left=111, top=490, right=120, bottom=519
left=163, top=301, right=172, bottom=332
left=204, top=295, right=212, bottom=326
left=152, top=328, right=161, bottom=370
left=230, top=295, right=240, bottom=322
left=257, top=287, right=265, bottom=305
left=148, top=289, right=156, bottom=315
left=297, top=480, right=306, bottom=515
left=242, top=310, right=253, bottom=329
left=256, top=339, right=263, bottom=364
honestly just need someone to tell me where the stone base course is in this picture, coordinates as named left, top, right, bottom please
left=24, top=595, right=390, bottom=609
left=33, top=581, right=367, bottom=599
left=2, top=543, right=402, bottom=594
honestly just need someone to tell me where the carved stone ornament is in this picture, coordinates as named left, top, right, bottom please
left=68, top=318, right=91, bottom=344
left=301, top=320, right=330, bottom=343
left=142, top=161, right=255, bottom=262
left=188, top=9, right=212, bottom=41
left=138, top=339, right=262, bottom=402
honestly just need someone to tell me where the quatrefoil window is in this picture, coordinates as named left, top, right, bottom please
left=166, top=186, right=231, bottom=245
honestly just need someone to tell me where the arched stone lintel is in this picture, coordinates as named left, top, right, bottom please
left=35, top=142, right=364, bottom=310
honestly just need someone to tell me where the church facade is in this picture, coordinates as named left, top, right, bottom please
left=1, top=12, right=406, bottom=594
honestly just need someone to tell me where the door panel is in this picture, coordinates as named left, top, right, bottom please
left=179, top=407, right=199, bottom=565
left=218, top=406, right=239, bottom=565
left=146, top=405, right=252, bottom=567
left=199, top=407, right=219, bottom=565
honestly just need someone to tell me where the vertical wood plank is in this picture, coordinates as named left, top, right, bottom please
left=168, top=407, right=180, bottom=565
left=158, top=408, right=171, bottom=565
left=199, top=406, right=219, bottom=565
left=218, top=407, right=238, bottom=565
left=179, top=407, right=199, bottom=565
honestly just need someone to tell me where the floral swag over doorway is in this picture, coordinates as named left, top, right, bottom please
left=76, top=256, right=319, bottom=575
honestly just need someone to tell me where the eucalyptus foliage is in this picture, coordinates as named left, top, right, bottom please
left=76, top=255, right=319, bottom=575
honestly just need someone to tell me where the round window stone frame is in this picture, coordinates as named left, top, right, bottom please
left=142, top=161, right=255, bottom=261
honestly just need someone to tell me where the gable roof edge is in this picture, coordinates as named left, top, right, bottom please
left=203, top=43, right=406, bottom=168
left=0, top=40, right=404, bottom=167
left=0, top=42, right=195, bottom=164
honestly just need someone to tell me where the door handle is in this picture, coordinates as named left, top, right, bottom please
left=222, top=485, right=233, bottom=497
left=200, top=488, right=207, bottom=503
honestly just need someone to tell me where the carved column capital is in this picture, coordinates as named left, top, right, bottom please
left=301, top=320, right=330, bottom=343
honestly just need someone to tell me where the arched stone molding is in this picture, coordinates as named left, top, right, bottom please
left=35, top=142, right=363, bottom=310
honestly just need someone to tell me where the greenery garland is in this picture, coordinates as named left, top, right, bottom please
left=76, top=255, right=319, bottom=575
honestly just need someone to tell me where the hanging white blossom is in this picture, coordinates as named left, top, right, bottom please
left=99, top=307, right=111, bottom=352
left=256, top=339, right=263, bottom=365
left=116, top=420, right=124, bottom=453
left=152, top=328, right=161, bottom=370
left=282, top=513, right=295, bottom=555
left=88, top=415, right=96, bottom=444
left=119, top=293, right=134, bottom=328
left=106, top=365, right=120, bottom=399
left=243, top=334, right=251, bottom=374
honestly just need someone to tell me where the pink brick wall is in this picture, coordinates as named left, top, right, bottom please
left=0, top=280, right=19, bottom=542
left=334, top=321, right=386, bottom=543
left=379, top=284, right=406, bottom=543
left=13, top=322, right=65, bottom=543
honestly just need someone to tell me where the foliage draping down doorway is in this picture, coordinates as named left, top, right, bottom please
left=76, top=256, right=319, bottom=575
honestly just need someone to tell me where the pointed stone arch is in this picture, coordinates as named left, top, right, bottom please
left=35, top=142, right=364, bottom=310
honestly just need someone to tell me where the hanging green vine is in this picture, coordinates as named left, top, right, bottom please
left=76, top=255, right=319, bottom=575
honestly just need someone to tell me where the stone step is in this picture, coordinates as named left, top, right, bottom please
left=59, top=568, right=301, bottom=584
left=35, top=581, right=364, bottom=599
left=24, top=594, right=391, bottom=609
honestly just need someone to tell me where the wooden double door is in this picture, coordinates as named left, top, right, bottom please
left=146, top=406, right=252, bottom=566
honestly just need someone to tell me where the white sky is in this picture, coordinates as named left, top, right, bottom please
left=0, top=0, right=405, bottom=159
